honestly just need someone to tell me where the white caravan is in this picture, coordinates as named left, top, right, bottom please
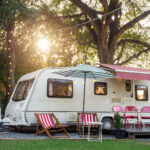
left=3, top=65, right=150, bottom=129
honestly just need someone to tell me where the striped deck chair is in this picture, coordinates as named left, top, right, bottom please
left=35, top=113, right=69, bottom=138
left=77, top=112, right=99, bottom=136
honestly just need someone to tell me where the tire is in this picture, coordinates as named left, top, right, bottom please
left=102, top=118, right=113, bottom=130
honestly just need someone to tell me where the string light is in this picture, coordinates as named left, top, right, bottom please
left=8, top=77, right=11, bottom=80
left=8, top=55, right=11, bottom=58
left=8, top=92, right=10, bottom=95
left=103, top=20, right=106, bottom=24
left=8, top=40, right=12, bottom=43
left=117, top=15, right=121, bottom=19
left=8, top=84, right=11, bottom=87
left=112, top=15, right=115, bottom=21
left=91, top=25, right=94, bottom=29
left=9, top=62, right=12, bottom=65
left=9, top=69, right=13, bottom=73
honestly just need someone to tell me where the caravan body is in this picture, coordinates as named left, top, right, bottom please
left=4, top=67, right=150, bottom=129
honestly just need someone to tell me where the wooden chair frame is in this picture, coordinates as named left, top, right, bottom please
left=77, top=112, right=100, bottom=137
left=35, top=113, right=70, bottom=138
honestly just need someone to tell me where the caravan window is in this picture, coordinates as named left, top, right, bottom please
left=94, top=82, right=107, bottom=95
left=47, top=79, right=73, bottom=98
left=135, top=85, right=148, bottom=101
left=12, top=79, right=34, bottom=101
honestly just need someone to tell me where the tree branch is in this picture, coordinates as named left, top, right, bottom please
left=114, top=42, right=125, bottom=63
left=117, top=10, right=150, bottom=38
left=117, top=39, right=150, bottom=48
left=69, top=0, right=97, bottom=19
left=85, top=20, right=98, bottom=43
left=90, top=45, right=97, bottom=49
left=118, top=48, right=150, bottom=65
left=99, top=0, right=108, bottom=13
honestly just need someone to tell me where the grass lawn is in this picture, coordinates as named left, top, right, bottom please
left=0, top=140, right=150, bottom=150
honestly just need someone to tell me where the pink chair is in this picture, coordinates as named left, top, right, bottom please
left=112, top=105, right=124, bottom=113
left=112, top=106, right=126, bottom=127
left=140, top=106, right=150, bottom=128
left=124, top=106, right=139, bottom=128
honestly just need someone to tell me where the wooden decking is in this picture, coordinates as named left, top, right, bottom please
left=123, top=126, right=150, bottom=139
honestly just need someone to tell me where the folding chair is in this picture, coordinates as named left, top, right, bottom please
left=112, top=105, right=125, bottom=117
left=35, top=113, right=70, bottom=138
left=112, top=105, right=126, bottom=127
left=124, top=106, right=139, bottom=128
left=77, top=112, right=100, bottom=136
left=140, top=106, right=150, bottom=129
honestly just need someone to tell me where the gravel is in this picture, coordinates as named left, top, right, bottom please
left=1, top=128, right=150, bottom=140
left=0, top=130, right=115, bottom=140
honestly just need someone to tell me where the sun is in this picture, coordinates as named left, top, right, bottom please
left=37, top=38, right=50, bottom=52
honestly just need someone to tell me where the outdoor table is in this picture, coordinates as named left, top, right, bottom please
left=87, top=122, right=103, bottom=142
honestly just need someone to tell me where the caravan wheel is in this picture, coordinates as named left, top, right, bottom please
left=102, top=118, right=113, bottom=130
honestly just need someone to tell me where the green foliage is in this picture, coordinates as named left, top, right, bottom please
left=114, top=112, right=123, bottom=130
left=0, top=0, right=27, bottom=30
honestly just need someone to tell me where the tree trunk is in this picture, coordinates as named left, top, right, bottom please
left=97, top=26, right=115, bottom=65
left=6, top=23, right=15, bottom=101
left=97, top=46, right=114, bottom=64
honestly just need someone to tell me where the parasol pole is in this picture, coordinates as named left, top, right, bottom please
left=82, top=71, right=87, bottom=135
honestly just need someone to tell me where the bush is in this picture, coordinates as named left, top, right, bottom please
left=114, top=112, right=123, bottom=130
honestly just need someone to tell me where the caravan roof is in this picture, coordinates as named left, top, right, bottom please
left=18, top=67, right=65, bottom=81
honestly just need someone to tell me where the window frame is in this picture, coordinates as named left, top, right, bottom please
left=135, top=85, right=148, bottom=101
left=94, top=82, right=107, bottom=95
left=12, top=78, right=35, bottom=102
left=47, top=78, right=73, bottom=98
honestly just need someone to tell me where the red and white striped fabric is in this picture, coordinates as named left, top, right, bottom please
left=80, top=114, right=96, bottom=127
left=37, top=114, right=55, bottom=128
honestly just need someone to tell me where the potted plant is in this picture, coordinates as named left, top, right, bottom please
left=113, top=112, right=126, bottom=139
